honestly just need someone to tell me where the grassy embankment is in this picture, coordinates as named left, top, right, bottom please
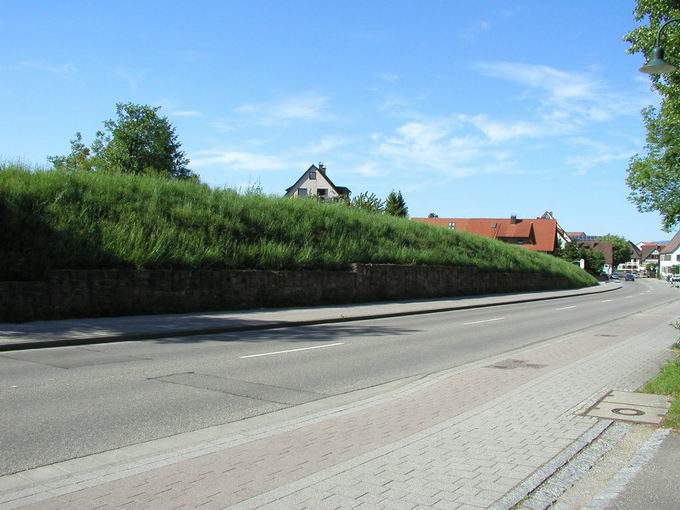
left=642, top=327, right=680, bottom=429
left=0, top=162, right=597, bottom=288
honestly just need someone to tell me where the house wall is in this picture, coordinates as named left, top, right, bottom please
left=288, top=171, right=339, bottom=199
left=660, top=250, right=680, bottom=275
left=0, top=265, right=583, bottom=322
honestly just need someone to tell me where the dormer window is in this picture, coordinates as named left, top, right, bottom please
left=309, top=171, right=317, bottom=180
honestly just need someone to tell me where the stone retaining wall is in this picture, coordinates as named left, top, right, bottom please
left=0, top=265, right=578, bottom=322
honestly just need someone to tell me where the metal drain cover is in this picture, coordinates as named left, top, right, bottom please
left=584, top=390, right=671, bottom=424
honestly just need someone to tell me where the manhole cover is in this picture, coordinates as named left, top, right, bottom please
left=583, top=390, right=671, bottom=424
left=486, top=359, right=546, bottom=370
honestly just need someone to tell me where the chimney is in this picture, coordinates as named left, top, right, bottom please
left=318, top=162, right=326, bottom=175
left=510, top=214, right=518, bottom=224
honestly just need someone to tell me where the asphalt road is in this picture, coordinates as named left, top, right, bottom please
left=0, top=279, right=677, bottom=475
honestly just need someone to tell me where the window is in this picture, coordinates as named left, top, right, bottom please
left=309, top=171, right=316, bottom=180
left=677, top=254, right=680, bottom=262
left=298, top=188, right=308, bottom=197
left=448, top=222, right=455, bottom=230
left=317, top=189, right=328, bottom=198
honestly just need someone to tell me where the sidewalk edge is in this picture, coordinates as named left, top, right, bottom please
left=0, top=284, right=621, bottom=352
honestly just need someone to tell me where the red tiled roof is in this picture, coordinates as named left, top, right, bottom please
left=413, top=217, right=558, bottom=253
left=640, top=243, right=666, bottom=261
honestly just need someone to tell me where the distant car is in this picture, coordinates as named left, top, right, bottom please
left=625, top=273, right=635, bottom=281
left=671, top=275, right=680, bottom=283
left=610, top=273, right=620, bottom=280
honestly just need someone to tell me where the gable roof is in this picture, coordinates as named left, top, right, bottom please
left=413, top=217, right=558, bottom=252
left=661, top=230, right=680, bottom=254
left=640, top=243, right=666, bottom=261
left=285, top=164, right=350, bottom=196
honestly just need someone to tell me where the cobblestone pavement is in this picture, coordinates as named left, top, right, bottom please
left=1, top=303, right=676, bottom=510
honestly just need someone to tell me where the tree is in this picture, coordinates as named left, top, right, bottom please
left=427, top=212, right=438, bottom=218
left=48, top=132, right=98, bottom=172
left=581, top=247, right=606, bottom=276
left=600, top=234, right=631, bottom=268
left=350, top=191, right=384, bottom=214
left=49, top=103, right=196, bottom=180
left=625, top=0, right=680, bottom=231
left=562, top=242, right=582, bottom=264
left=561, top=242, right=606, bottom=276
left=385, top=190, right=408, bottom=217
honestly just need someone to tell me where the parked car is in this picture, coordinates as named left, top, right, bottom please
left=625, top=273, right=635, bottom=282
left=610, top=273, right=620, bottom=280
left=671, top=275, right=680, bottom=283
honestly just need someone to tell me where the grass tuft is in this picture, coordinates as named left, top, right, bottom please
left=0, top=162, right=597, bottom=288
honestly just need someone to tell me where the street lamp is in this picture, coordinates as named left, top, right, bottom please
left=640, top=18, right=680, bottom=74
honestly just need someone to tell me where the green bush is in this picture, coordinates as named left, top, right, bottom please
left=0, top=162, right=597, bottom=288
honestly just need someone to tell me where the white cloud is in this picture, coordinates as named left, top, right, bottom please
left=20, top=60, right=76, bottom=77
left=376, top=72, right=399, bottom=83
left=158, top=100, right=203, bottom=118
left=298, top=136, right=348, bottom=155
left=564, top=137, right=633, bottom=174
left=375, top=118, right=497, bottom=176
left=476, top=61, right=644, bottom=128
left=459, top=20, right=491, bottom=43
left=233, top=93, right=330, bottom=126
left=113, top=67, right=146, bottom=89
left=462, top=114, right=542, bottom=142
left=191, top=150, right=288, bottom=171
left=352, top=162, right=384, bottom=177
left=169, top=110, right=202, bottom=117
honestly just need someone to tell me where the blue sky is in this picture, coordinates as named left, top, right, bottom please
left=1, top=1, right=671, bottom=242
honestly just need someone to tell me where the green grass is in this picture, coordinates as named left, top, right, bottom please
left=642, top=344, right=680, bottom=429
left=0, top=162, right=597, bottom=287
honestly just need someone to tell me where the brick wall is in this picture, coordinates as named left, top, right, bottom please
left=0, top=265, right=577, bottom=322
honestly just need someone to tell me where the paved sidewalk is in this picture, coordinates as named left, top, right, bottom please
left=0, top=294, right=674, bottom=510
left=0, top=283, right=618, bottom=350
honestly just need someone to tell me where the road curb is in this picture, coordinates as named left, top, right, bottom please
left=0, top=284, right=622, bottom=352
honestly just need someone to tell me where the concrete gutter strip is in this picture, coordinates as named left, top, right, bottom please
left=0, top=283, right=621, bottom=351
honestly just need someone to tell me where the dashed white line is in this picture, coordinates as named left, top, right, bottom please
left=555, top=305, right=578, bottom=311
left=625, top=296, right=633, bottom=299
left=463, top=317, right=505, bottom=326
left=601, top=299, right=614, bottom=303
left=240, top=342, right=344, bottom=359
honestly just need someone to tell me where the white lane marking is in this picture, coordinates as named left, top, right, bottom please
left=240, top=342, right=344, bottom=359
left=555, top=305, right=577, bottom=311
left=601, top=299, right=614, bottom=303
left=625, top=296, right=633, bottom=299
left=463, top=317, right=505, bottom=326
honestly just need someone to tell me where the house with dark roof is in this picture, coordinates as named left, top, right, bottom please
left=660, top=230, right=680, bottom=277
left=413, top=214, right=564, bottom=255
left=284, top=163, right=350, bottom=200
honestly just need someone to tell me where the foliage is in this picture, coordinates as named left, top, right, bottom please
left=0, top=162, right=597, bottom=289
left=625, top=0, right=680, bottom=231
left=350, top=191, right=384, bottom=214
left=583, top=248, right=606, bottom=275
left=642, top=341, right=680, bottom=429
left=385, top=190, right=408, bottom=217
left=561, top=242, right=606, bottom=275
left=600, top=234, right=632, bottom=267
left=49, top=102, right=196, bottom=180
left=428, top=212, right=438, bottom=218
